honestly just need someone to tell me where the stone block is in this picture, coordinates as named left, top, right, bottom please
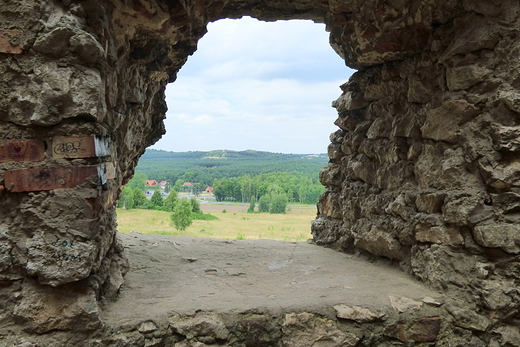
left=499, top=90, right=520, bottom=114
left=385, top=317, right=441, bottom=342
left=415, top=224, right=464, bottom=245
left=70, top=31, right=105, bottom=63
left=0, top=29, right=23, bottom=54
left=282, top=312, right=359, bottom=347
left=446, top=65, right=488, bottom=91
left=366, top=116, right=392, bottom=139
left=480, top=161, right=520, bottom=189
left=169, top=311, right=229, bottom=342
left=33, top=27, right=74, bottom=57
left=12, top=279, right=101, bottom=333
left=52, top=136, right=110, bottom=159
left=446, top=304, right=490, bottom=331
left=492, top=192, right=520, bottom=213
left=0, top=140, right=45, bottom=163
left=389, top=296, right=422, bottom=313
left=472, top=224, right=520, bottom=253
left=415, top=192, right=445, bottom=213
left=138, top=321, right=159, bottom=334
left=334, top=304, right=384, bottom=322
left=332, top=91, right=369, bottom=112
left=440, top=16, right=500, bottom=62
left=25, top=231, right=96, bottom=286
left=319, top=163, right=342, bottom=187
left=317, top=191, right=342, bottom=219
left=442, top=196, right=480, bottom=226
left=492, top=125, right=520, bottom=152
left=4, top=166, right=99, bottom=192
left=354, top=225, right=407, bottom=261
left=421, top=99, right=478, bottom=142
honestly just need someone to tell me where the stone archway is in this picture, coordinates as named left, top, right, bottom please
left=1, top=0, right=520, bottom=345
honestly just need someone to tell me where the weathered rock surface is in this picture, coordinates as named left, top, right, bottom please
left=1, top=0, right=520, bottom=345
left=67, top=233, right=449, bottom=346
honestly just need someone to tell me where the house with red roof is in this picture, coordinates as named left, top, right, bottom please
left=145, top=180, right=158, bottom=187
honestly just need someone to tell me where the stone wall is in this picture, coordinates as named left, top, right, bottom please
left=314, top=1, right=520, bottom=344
left=0, top=0, right=519, bottom=345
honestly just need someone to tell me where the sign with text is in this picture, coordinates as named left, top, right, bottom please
left=52, top=136, right=110, bottom=159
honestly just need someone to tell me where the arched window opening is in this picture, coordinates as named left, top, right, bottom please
left=117, top=17, right=355, bottom=241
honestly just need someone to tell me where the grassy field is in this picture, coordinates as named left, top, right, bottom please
left=116, top=203, right=316, bottom=241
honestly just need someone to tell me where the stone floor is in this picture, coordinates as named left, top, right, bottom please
left=99, top=233, right=447, bottom=346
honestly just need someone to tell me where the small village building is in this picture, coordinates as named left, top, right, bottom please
left=146, top=180, right=158, bottom=186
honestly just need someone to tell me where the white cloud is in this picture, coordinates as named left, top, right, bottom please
left=151, top=16, right=356, bottom=154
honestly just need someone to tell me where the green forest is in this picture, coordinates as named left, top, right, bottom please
left=127, top=149, right=329, bottom=205
left=135, top=149, right=328, bottom=186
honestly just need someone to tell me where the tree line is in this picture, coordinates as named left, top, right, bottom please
left=212, top=172, right=325, bottom=205
left=134, top=149, right=328, bottom=188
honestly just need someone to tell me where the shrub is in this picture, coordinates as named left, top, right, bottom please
left=258, top=195, right=270, bottom=212
left=269, top=194, right=288, bottom=214
left=192, top=212, right=219, bottom=221
left=190, top=197, right=201, bottom=213
left=247, top=197, right=256, bottom=213
left=170, top=198, right=193, bottom=232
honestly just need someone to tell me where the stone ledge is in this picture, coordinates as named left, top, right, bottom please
left=98, top=233, right=447, bottom=346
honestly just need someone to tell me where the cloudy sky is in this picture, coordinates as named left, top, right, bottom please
left=150, top=16, right=355, bottom=154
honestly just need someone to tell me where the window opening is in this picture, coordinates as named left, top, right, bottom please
left=117, top=17, right=355, bottom=242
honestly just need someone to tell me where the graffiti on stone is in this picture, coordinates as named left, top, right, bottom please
left=52, top=136, right=110, bottom=159
left=50, top=235, right=79, bottom=262
left=0, top=140, right=45, bottom=163
left=4, top=166, right=99, bottom=192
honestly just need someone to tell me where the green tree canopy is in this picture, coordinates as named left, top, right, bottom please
left=170, top=198, right=193, bottom=232
left=163, top=190, right=178, bottom=212
left=150, top=190, right=164, bottom=207
left=269, top=194, right=288, bottom=214
left=124, top=189, right=134, bottom=210
left=247, top=196, right=256, bottom=213
left=258, top=195, right=270, bottom=213
left=127, top=173, right=147, bottom=190
left=133, top=187, right=147, bottom=207
left=190, top=197, right=201, bottom=213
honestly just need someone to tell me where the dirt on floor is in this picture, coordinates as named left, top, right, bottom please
left=104, top=232, right=444, bottom=325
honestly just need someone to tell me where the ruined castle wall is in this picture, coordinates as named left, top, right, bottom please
left=0, top=0, right=328, bottom=338
left=1, top=0, right=519, bottom=344
left=314, top=0, right=520, bottom=342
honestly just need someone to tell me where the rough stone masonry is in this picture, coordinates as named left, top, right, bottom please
left=0, top=0, right=519, bottom=346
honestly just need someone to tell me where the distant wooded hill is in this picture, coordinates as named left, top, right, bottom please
left=135, top=149, right=328, bottom=187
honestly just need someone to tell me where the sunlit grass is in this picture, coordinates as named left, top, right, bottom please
left=116, top=203, right=316, bottom=241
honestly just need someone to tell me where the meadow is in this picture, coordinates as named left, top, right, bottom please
left=116, top=203, right=316, bottom=241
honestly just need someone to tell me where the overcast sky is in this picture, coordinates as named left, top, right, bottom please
left=150, top=16, right=355, bottom=154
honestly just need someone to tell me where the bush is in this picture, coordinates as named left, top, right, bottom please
left=170, top=198, right=193, bottom=232
left=190, top=197, right=201, bottom=213
left=269, top=194, right=288, bottom=214
left=258, top=195, right=270, bottom=212
left=192, top=212, right=219, bottom=221
left=247, top=197, right=256, bottom=213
